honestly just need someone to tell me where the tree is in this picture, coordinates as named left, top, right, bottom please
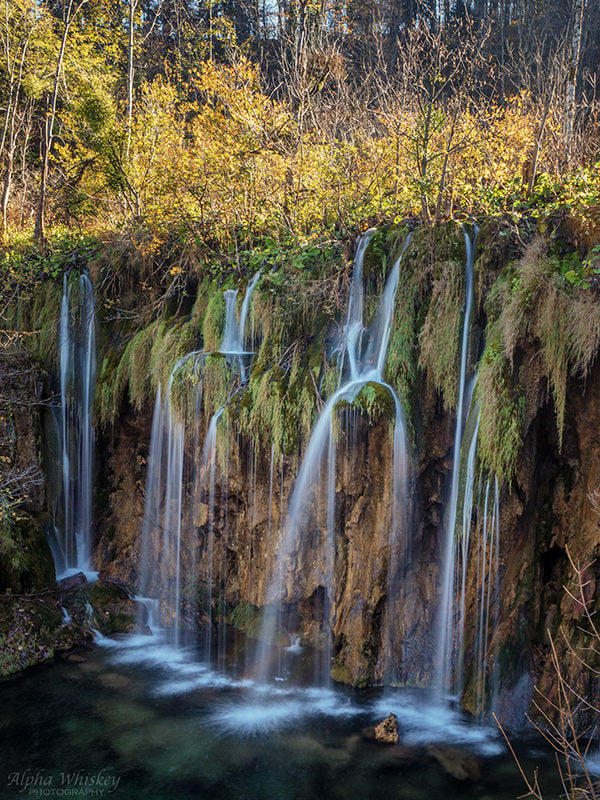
left=564, top=0, right=586, bottom=155
left=0, top=0, right=46, bottom=236
left=34, top=0, right=89, bottom=247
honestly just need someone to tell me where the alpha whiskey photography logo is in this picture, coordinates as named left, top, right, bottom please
left=6, top=769, right=121, bottom=796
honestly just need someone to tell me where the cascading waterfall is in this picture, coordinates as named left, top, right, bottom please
left=454, top=400, right=481, bottom=698
left=433, top=223, right=501, bottom=711
left=473, top=475, right=500, bottom=714
left=200, top=405, right=224, bottom=662
left=55, top=272, right=96, bottom=575
left=257, top=231, right=412, bottom=684
left=434, top=224, right=479, bottom=697
left=137, top=368, right=186, bottom=645
left=137, top=271, right=261, bottom=647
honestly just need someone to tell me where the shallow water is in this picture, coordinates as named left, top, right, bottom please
left=1, top=631, right=564, bottom=800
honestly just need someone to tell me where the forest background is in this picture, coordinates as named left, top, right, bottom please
left=0, top=0, right=598, bottom=291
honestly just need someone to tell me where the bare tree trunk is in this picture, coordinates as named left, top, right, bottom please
left=527, top=97, right=551, bottom=196
left=34, top=0, right=87, bottom=248
left=18, top=105, right=32, bottom=228
left=126, top=0, right=137, bottom=159
left=1, top=139, right=14, bottom=233
left=435, top=107, right=458, bottom=222
left=34, top=101, right=48, bottom=246
left=564, top=0, right=586, bottom=154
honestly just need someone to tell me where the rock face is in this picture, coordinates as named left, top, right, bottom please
left=11, top=219, right=599, bottom=720
left=92, top=315, right=600, bottom=726
left=374, top=714, right=399, bottom=744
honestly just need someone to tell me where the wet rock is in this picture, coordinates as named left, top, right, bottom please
left=0, top=596, right=89, bottom=676
left=64, top=652, right=87, bottom=663
left=58, top=572, right=88, bottom=590
left=427, top=745, right=481, bottom=781
left=60, top=579, right=138, bottom=635
left=98, top=672, right=134, bottom=690
left=374, top=713, right=399, bottom=744
left=359, top=726, right=376, bottom=741
left=378, top=743, right=422, bottom=767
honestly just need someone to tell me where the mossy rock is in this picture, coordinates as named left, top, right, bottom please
left=0, top=515, right=56, bottom=594
left=330, top=659, right=353, bottom=685
left=84, top=580, right=137, bottom=635
left=351, top=382, right=397, bottom=424
left=0, top=595, right=89, bottom=677
left=228, top=600, right=263, bottom=639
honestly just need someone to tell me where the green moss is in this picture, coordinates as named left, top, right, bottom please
left=0, top=515, right=55, bottom=594
left=476, top=329, right=523, bottom=483
left=96, top=349, right=121, bottom=426
left=496, top=240, right=600, bottom=449
left=351, top=382, right=396, bottom=424
left=202, top=354, right=233, bottom=419
left=84, top=581, right=136, bottom=635
left=385, top=228, right=431, bottom=419
left=419, top=256, right=464, bottom=410
left=128, top=322, right=159, bottom=410
left=29, top=281, right=63, bottom=364
left=203, top=291, right=226, bottom=352
left=227, top=600, right=263, bottom=638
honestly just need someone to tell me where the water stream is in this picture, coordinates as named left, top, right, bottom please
left=136, top=271, right=262, bottom=648
left=257, top=231, right=412, bottom=684
left=434, top=224, right=479, bottom=698
left=55, top=271, right=96, bottom=576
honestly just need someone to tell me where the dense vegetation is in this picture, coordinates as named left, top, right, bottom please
left=1, top=2, right=599, bottom=564
left=0, top=0, right=598, bottom=267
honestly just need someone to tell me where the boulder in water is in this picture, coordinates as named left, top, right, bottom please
left=58, top=572, right=87, bottom=590
left=374, top=713, right=399, bottom=744
left=427, top=745, right=481, bottom=781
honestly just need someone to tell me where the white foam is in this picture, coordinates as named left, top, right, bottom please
left=57, top=568, right=99, bottom=583
left=209, top=685, right=361, bottom=736
left=372, top=695, right=503, bottom=754
left=583, top=752, right=600, bottom=777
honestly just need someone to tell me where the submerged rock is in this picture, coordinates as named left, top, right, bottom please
left=427, top=745, right=481, bottom=781
left=374, top=713, right=399, bottom=744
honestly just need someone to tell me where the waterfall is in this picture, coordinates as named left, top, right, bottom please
left=257, top=231, right=412, bottom=684
left=137, top=368, right=186, bottom=645
left=56, top=272, right=96, bottom=575
left=220, top=271, right=261, bottom=380
left=473, top=475, right=500, bottom=715
left=200, top=405, right=224, bottom=662
left=221, top=290, right=240, bottom=354
left=429, top=222, right=505, bottom=708
left=136, top=270, right=262, bottom=648
left=434, top=224, right=479, bottom=697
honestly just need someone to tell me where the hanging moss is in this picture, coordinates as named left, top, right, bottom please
left=385, top=229, right=432, bottom=419
left=351, top=382, right=397, bottom=424
left=497, top=240, right=600, bottom=448
left=476, top=329, right=523, bottom=483
left=22, top=280, right=63, bottom=365
left=203, top=291, right=226, bottom=352
left=150, top=318, right=201, bottom=393
left=419, top=257, right=464, bottom=410
left=239, top=366, right=288, bottom=457
left=96, top=349, right=122, bottom=426
left=190, top=275, right=214, bottom=325
left=169, top=352, right=205, bottom=424
left=128, top=322, right=159, bottom=411
left=202, top=354, right=233, bottom=418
